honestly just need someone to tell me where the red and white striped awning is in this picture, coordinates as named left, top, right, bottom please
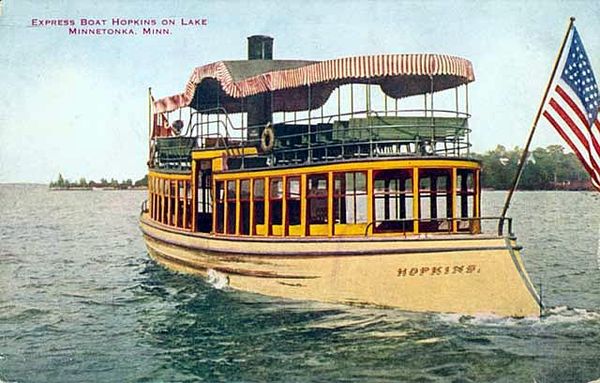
left=154, top=54, right=475, bottom=114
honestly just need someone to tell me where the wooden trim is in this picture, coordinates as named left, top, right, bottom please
left=412, top=167, right=419, bottom=234
left=191, top=161, right=197, bottom=232
left=149, top=170, right=191, bottom=180
left=159, top=179, right=163, bottom=224
left=235, top=179, right=241, bottom=235
left=184, top=178, right=188, bottom=229
left=152, top=177, right=156, bottom=221
left=223, top=180, right=230, bottom=234
left=156, top=179, right=159, bottom=222
left=334, top=223, right=368, bottom=235
left=282, top=175, right=287, bottom=237
left=264, top=176, right=270, bottom=237
left=300, top=174, right=307, bottom=237
left=452, top=167, right=458, bottom=232
left=141, top=228, right=510, bottom=258
left=249, top=178, right=255, bottom=236
left=141, top=214, right=505, bottom=243
left=147, top=174, right=152, bottom=220
left=175, top=180, right=180, bottom=228
left=165, top=179, right=169, bottom=225
left=475, top=168, right=480, bottom=218
left=168, top=180, right=173, bottom=226
left=192, top=147, right=258, bottom=160
left=148, top=175, right=152, bottom=219
left=212, top=178, right=217, bottom=234
left=213, top=158, right=480, bottom=181
left=366, top=169, right=373, bottom=236
left=327, top=172, right=333, bottom=237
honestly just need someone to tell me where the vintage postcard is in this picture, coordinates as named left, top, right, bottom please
left=1, top=1, right=599, bottom=382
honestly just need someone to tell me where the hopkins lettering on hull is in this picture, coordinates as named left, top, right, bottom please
left=397, top=265, right=481, bottom=277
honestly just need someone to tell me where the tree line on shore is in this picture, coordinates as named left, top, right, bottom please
left=49, top=174, right=148, bottom=189
left=475, top=144, right=591, bottom=190
left=48, top=145, right=593, bottom=191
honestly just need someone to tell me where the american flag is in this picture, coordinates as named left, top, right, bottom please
left=542, top=26, right=600, bottom=190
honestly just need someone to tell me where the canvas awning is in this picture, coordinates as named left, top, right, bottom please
left=153, top=54, right=475, bottom=114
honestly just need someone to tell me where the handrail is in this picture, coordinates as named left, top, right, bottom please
left=278, top=108, right=471, bottom=127
left=363, top=216, right=513, bottom=237
left=195, top=106, right=244, bottom=131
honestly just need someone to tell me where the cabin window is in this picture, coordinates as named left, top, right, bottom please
left=168, top=180, right=176, bottom=226
left=163, top=179, right=169, bottom=224
left=165, top=180, right=171, bottom=225
left=161, top=179, right=167, bottom=224
left=147, top=176, right=152, bottom=216
left=198, top=172, right=212, bottom=214
left=456, top=169, right=476, bottom=230
left=373, top=170, right=413, bottom=232
left=226, top=180, right=237, bottom=234
left=150, top=177, right=156, bottom=221
left=176, top=180, right=182, bottom=228
left=151, top=177, right=156, bottom=221
left=196, top=170, right=212, bottom=233
left=178, top=180, right=186, bottom=229
left=287, top=177, right=301, bottom=226
left=183, top=180, right=192, bottom=229
left=307, top=174, right=328, bottom=224
left=334, top=172, right=367, bottom=224
left=419, top=169, right=453, bottom=232
left=215, top=181, right=225, bottom=233
left=270, top=177, right=283, bottom=226
left=253, top=179, right=265, bottom=230
left=240, top=179, right=251, bottom=235
left=163, top=179, right=169, bottom=225
left=156, top=178, right=162, bottom=223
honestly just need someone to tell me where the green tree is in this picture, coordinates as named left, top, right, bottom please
left=57, top=173, right=65, bottom=187
left=135, top=175, right=148, bottom=187
left=478, top=144, right=591, bottom=190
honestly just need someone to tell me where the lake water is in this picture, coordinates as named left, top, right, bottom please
left=1, top=185, right=599, bottom=382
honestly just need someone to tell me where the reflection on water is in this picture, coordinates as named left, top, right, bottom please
left=0, top=185, right=599, bottom=382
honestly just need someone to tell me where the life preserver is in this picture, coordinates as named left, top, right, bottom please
left=260, top=123, right=275, bottom=152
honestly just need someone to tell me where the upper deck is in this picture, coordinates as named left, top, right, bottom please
left=148, top=36, right=475, bottom=173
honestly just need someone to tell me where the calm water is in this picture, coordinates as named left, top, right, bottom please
left=1, top=184, right=599, bottom=383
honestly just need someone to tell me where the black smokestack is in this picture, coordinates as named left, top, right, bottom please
left=247, top=35, right=273, bottom=60
left=246, top=35, right=273, bottom=148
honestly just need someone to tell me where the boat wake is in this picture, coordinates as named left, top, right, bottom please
left=541, top=305, right=600, bottom=324
left=206, top=269, right=229, bottom=290
left=436, top=305, right=600, bottom=327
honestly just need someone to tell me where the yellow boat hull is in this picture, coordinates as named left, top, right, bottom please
left=140, top=214, right=541, bottom=317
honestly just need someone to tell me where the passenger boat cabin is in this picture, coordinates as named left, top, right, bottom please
left=145, top=35, right=485, bottom=239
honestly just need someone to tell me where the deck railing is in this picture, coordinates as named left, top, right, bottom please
left=364, top=216, right=513, bottom=237
left=151, top=107, right=472, bottom=170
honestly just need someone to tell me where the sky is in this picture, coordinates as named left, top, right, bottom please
left=0, top=0, right=598, bottom=183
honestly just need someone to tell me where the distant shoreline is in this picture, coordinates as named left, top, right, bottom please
left=0, top=183, right=591, bottom=192
left=49, top=186, right=147, bottom=191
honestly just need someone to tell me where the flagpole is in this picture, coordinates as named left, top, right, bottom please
left=498, top=17, right=576, bottom=235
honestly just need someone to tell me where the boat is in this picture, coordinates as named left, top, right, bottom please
left=139, top=35, right=542, bottom=317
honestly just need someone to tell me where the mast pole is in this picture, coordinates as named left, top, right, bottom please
left=498, top=17, right=575, bottom=235
left=148, top=87, right=153, bottom=163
